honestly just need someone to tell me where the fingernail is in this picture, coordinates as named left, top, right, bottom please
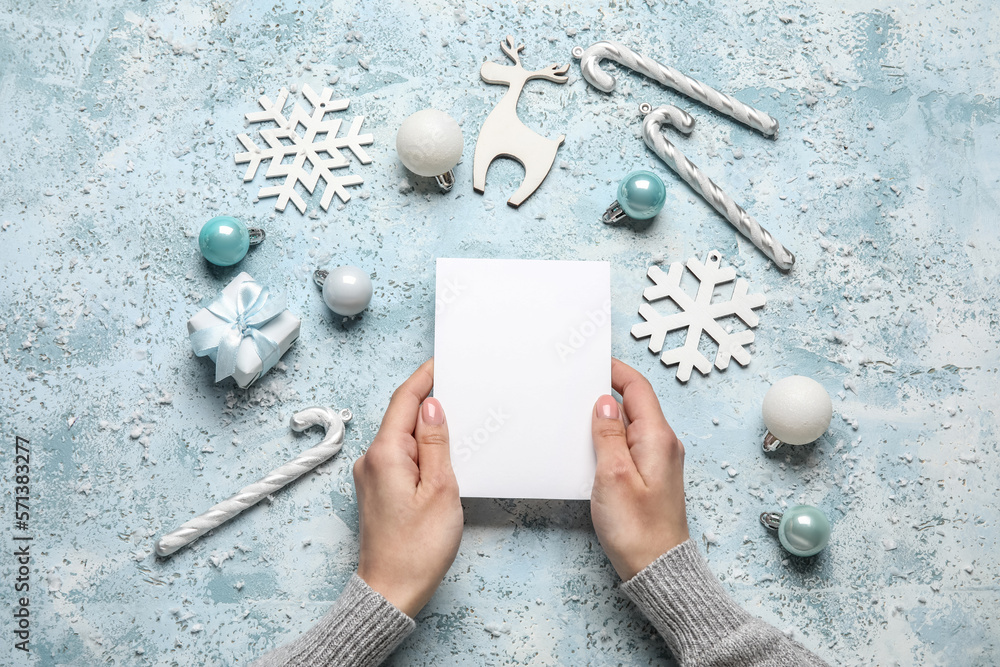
left=596, top=395, right=619, bottom=420
left=422, top=397, right=445, bottom=425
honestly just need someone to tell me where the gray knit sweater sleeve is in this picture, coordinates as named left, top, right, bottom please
left=621, top=540, right=829, bottom=667
left=250, top=574, right=415, bottom=667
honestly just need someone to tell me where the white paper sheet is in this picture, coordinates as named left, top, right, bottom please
left=434, top=258, right=611, bottom=499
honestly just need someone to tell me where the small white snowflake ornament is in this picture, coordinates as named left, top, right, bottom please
left=235, top=85, right=373, bottom=214
left=631, top=251, right=765, bottom=382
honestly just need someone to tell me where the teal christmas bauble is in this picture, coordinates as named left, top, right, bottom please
left=199, top=216, right=250, bottom=266
left=617, top=170, right=667, bottom=220
left=777, top=505, right=831, bottom=557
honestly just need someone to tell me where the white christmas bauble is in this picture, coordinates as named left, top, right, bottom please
left=395, top=109, right=463, bottom=177
left=322, top=266, right=373, bottom=317
left=762, top=376, right=832, bottom=445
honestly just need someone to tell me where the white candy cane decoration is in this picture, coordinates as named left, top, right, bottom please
left=640, top=103, right=795, bottom=271
left=572, top=41, right=779, bottom=138
left=155, top=406, right=352, bottom=557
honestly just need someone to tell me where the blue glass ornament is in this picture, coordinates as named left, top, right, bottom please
left=602, top=170, right=667, bottom=223
left=199, top=216, right=264, bottom=266
left=761, top=505, right=831, bottom=557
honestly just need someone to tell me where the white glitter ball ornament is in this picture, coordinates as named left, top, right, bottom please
left=395, top=109, right=464, bottom=190
left=761, top=375, right=833, bottom=451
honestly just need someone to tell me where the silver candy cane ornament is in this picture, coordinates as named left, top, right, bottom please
left=640, top=104, right=795, bottom=271
left=572, top=41, right=779, bottom=138
left=155, top=406, right=352, bottom=557
left=571, top=41, right=793, bottom=269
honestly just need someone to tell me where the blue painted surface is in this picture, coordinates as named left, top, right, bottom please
left=1, top=1, right=998, bottom=665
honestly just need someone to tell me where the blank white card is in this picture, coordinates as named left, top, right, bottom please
left=433, top=258, right=611, bottom=499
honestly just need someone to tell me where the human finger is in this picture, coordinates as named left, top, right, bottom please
left=413, top=397, right=458, bottom=492
left=611, top=358, right=668, bottom=427
left=379, top=358, right=435, bottom=437
left=591, top=394, right=636, bottom=477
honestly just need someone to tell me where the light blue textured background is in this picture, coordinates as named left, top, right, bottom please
left=1, top=1, right=998, bottom=665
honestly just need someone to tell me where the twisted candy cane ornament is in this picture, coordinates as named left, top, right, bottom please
left=572, top=41, right=792, bottom=269
left=640, top=103, right=795, bottom=271
left=572, top=41, right=779, bottom=138
left=155, top=406, right=352, bottom=557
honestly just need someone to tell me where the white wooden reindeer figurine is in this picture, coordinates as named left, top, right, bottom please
left=473, top=36, right=569, bottom=208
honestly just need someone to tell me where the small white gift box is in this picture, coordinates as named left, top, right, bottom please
left=187, top=272, right=300, bottom=388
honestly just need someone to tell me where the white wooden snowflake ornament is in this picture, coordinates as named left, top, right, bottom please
left=631, top=251, right=765, bottom=382
left=235, top=85, right=373, bottom=214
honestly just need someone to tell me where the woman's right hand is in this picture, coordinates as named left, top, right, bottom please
left=590, top=358, right=690, bottom=581
left=353, top=359, right=464, bottom=618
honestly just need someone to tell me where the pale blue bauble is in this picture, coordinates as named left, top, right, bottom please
left=778, top=505, right=831, bottom=557
left=618, top=170, right=667, bottom=220
left=322, top=266, right=373, bottom=317
left=199, top=216, right=250, bottom=266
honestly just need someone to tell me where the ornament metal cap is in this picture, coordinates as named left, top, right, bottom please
left=434, top=170, right=456, bottom=192
left=762, top=431, right=784, bottom=452
left=248, top=228, right=266, bottom=245
left=602, top=200, right=627, bottom=224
